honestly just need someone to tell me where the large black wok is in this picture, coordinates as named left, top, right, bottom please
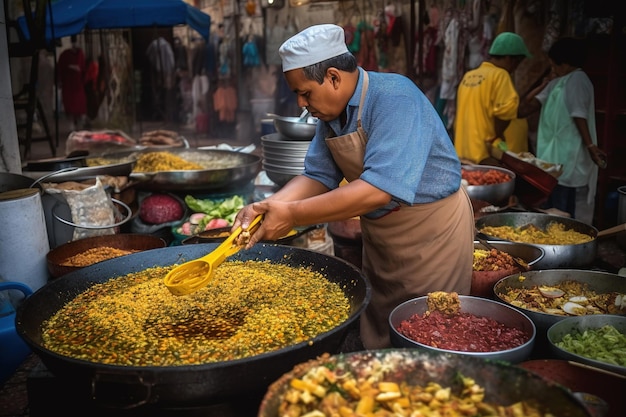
left=101, top=148, right=261, bottom=191
left=16, top=244, right=370, bottom=408
left=259, top=349, right=591, bottom=417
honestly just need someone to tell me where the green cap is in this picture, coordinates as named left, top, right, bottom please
left=489, top=32, right=532, bottom=58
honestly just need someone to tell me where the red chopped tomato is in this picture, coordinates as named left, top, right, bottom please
left=396, top=310, right=528, bottom=352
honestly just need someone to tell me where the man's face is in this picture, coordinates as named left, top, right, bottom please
left=283, top=68, right=344, bottom=122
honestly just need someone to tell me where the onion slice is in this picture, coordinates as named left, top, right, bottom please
left=539, top=286, right=565, bottom=298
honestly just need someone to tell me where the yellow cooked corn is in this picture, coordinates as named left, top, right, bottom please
left=41, top=260, right=350, bottom=366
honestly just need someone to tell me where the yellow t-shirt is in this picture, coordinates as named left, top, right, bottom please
left=502, top=117, right=529, bottom=154
left=454, top=62, right=520, bottom=163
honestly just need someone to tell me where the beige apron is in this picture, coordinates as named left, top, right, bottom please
left=326, top=72, right=474, bottom=349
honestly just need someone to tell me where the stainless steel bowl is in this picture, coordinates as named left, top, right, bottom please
left=272, top=116, right=317, bottom=140
left=463, top=165, right=516, bottom=204
left=389, top=295, right=536, bottom=363
left=264, top=168, right=300, bottom=187
left=493, top=269, right=626, bottom=345
left=547, top=315, right=626, bottom=376
left=475, top=212, right=598, bottom=269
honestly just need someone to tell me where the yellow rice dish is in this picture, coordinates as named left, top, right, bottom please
left=479, top=222, right=593, bottom=245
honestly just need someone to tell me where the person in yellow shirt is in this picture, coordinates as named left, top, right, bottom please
left=454, top=32, right=531, bottom=164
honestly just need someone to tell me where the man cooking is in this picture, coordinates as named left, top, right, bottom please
left=232, top=24, right=474, bottom=349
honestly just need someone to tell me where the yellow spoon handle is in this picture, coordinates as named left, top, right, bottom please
left=164, top=215, right=263, bottom=295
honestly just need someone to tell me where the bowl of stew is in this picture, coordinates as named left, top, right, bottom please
left=471, top=240, right=544, bottom=298
left=389, top=294, right=535, bottom=363
left=462, top=165, right=515, bottom=205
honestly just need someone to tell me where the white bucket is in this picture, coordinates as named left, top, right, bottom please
left=0, top=188, right=50, bottom=292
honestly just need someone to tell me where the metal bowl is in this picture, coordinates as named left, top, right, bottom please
left=265, top=170, right=299, bottom=187
left=258, top=349, right=591, bottom=417
left=471, top=240, right=545, bottom=298
left=463, top=165, right=516, bottom=204
left=493, top=269, right=626, bottom=348
left=475, top=212, right=598, bottom=269
left=547, top=315, right=626, bottom=376
left=389, top=295, right=536, bottom=363
left=46, top=233, right=167, bottom=278
left=272, top=116, right=317, bottom=140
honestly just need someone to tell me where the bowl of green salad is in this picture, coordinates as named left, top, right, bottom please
left=547, top=314, right=626, bottom=376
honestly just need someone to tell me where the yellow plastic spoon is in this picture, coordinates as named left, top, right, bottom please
left=164, top=215, right=263, bottom=296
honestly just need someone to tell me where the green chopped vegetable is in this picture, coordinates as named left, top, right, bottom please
left=184, top=195, right=245, bottom=225
left=556, top=324, right=626, bottom=366
left=175, top=195, right=246, bottom=235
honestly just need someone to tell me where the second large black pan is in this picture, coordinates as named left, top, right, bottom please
left=100, top=148, right=261, bottom=191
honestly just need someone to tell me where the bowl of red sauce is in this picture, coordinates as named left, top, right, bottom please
left=389, top=294, right=536, bottom=363
left=462, top=165, right=515, bottom=205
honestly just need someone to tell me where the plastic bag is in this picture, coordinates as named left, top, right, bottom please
left=43, top=177, right=119, bottom=241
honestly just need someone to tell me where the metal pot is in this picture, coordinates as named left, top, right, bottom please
left=24, top=157, right=136, bottom=184
left=15, top=244, right=370, bottom=407
left=0, top=172, right=40, bottom=192
left=492, top=269, right=626, bottom=343
left=475, top=212, right=598, bottom=269
left=101, top=148, right=261, bottom=191
left=389, top=295, right=536, bottom=364
left=547, top=315, right=626, bottom=377
left=258, top=349, right=591, bottom=417
left=463, top=165, right=516, bottom=205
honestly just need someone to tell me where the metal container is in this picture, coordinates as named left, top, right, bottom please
left=271, top=116, right=317, bottom=140
left=475, top=212, right=598, bottom=269
left=100, top=149, right=261, bottom=192
left=258, top=349, right=591, bottom=417
left=463, top=165, right=516, bottom=204
left=493, top=269, right=626, bottom=350
left=389, top=295, right=536, bottom=364
left=0, top=172, right=37, bottom=192
left=547, top=315, right=626, bottom=376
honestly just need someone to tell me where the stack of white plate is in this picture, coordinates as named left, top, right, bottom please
left=261, top=133, right=311, bottom=187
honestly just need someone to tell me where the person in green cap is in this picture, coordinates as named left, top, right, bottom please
left=454, top=32, right=532, bottom=165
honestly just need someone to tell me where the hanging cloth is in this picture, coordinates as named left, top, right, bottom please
left=242, top=37, right=261, bottom=67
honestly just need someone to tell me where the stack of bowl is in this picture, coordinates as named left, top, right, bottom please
left=261, top=133, right=311, bottom=187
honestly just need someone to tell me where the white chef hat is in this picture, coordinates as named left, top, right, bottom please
left=279, top=24, right=349, bottom=72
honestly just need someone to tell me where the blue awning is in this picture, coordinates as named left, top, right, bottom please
left=17, top=0, right=211, bottom=41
